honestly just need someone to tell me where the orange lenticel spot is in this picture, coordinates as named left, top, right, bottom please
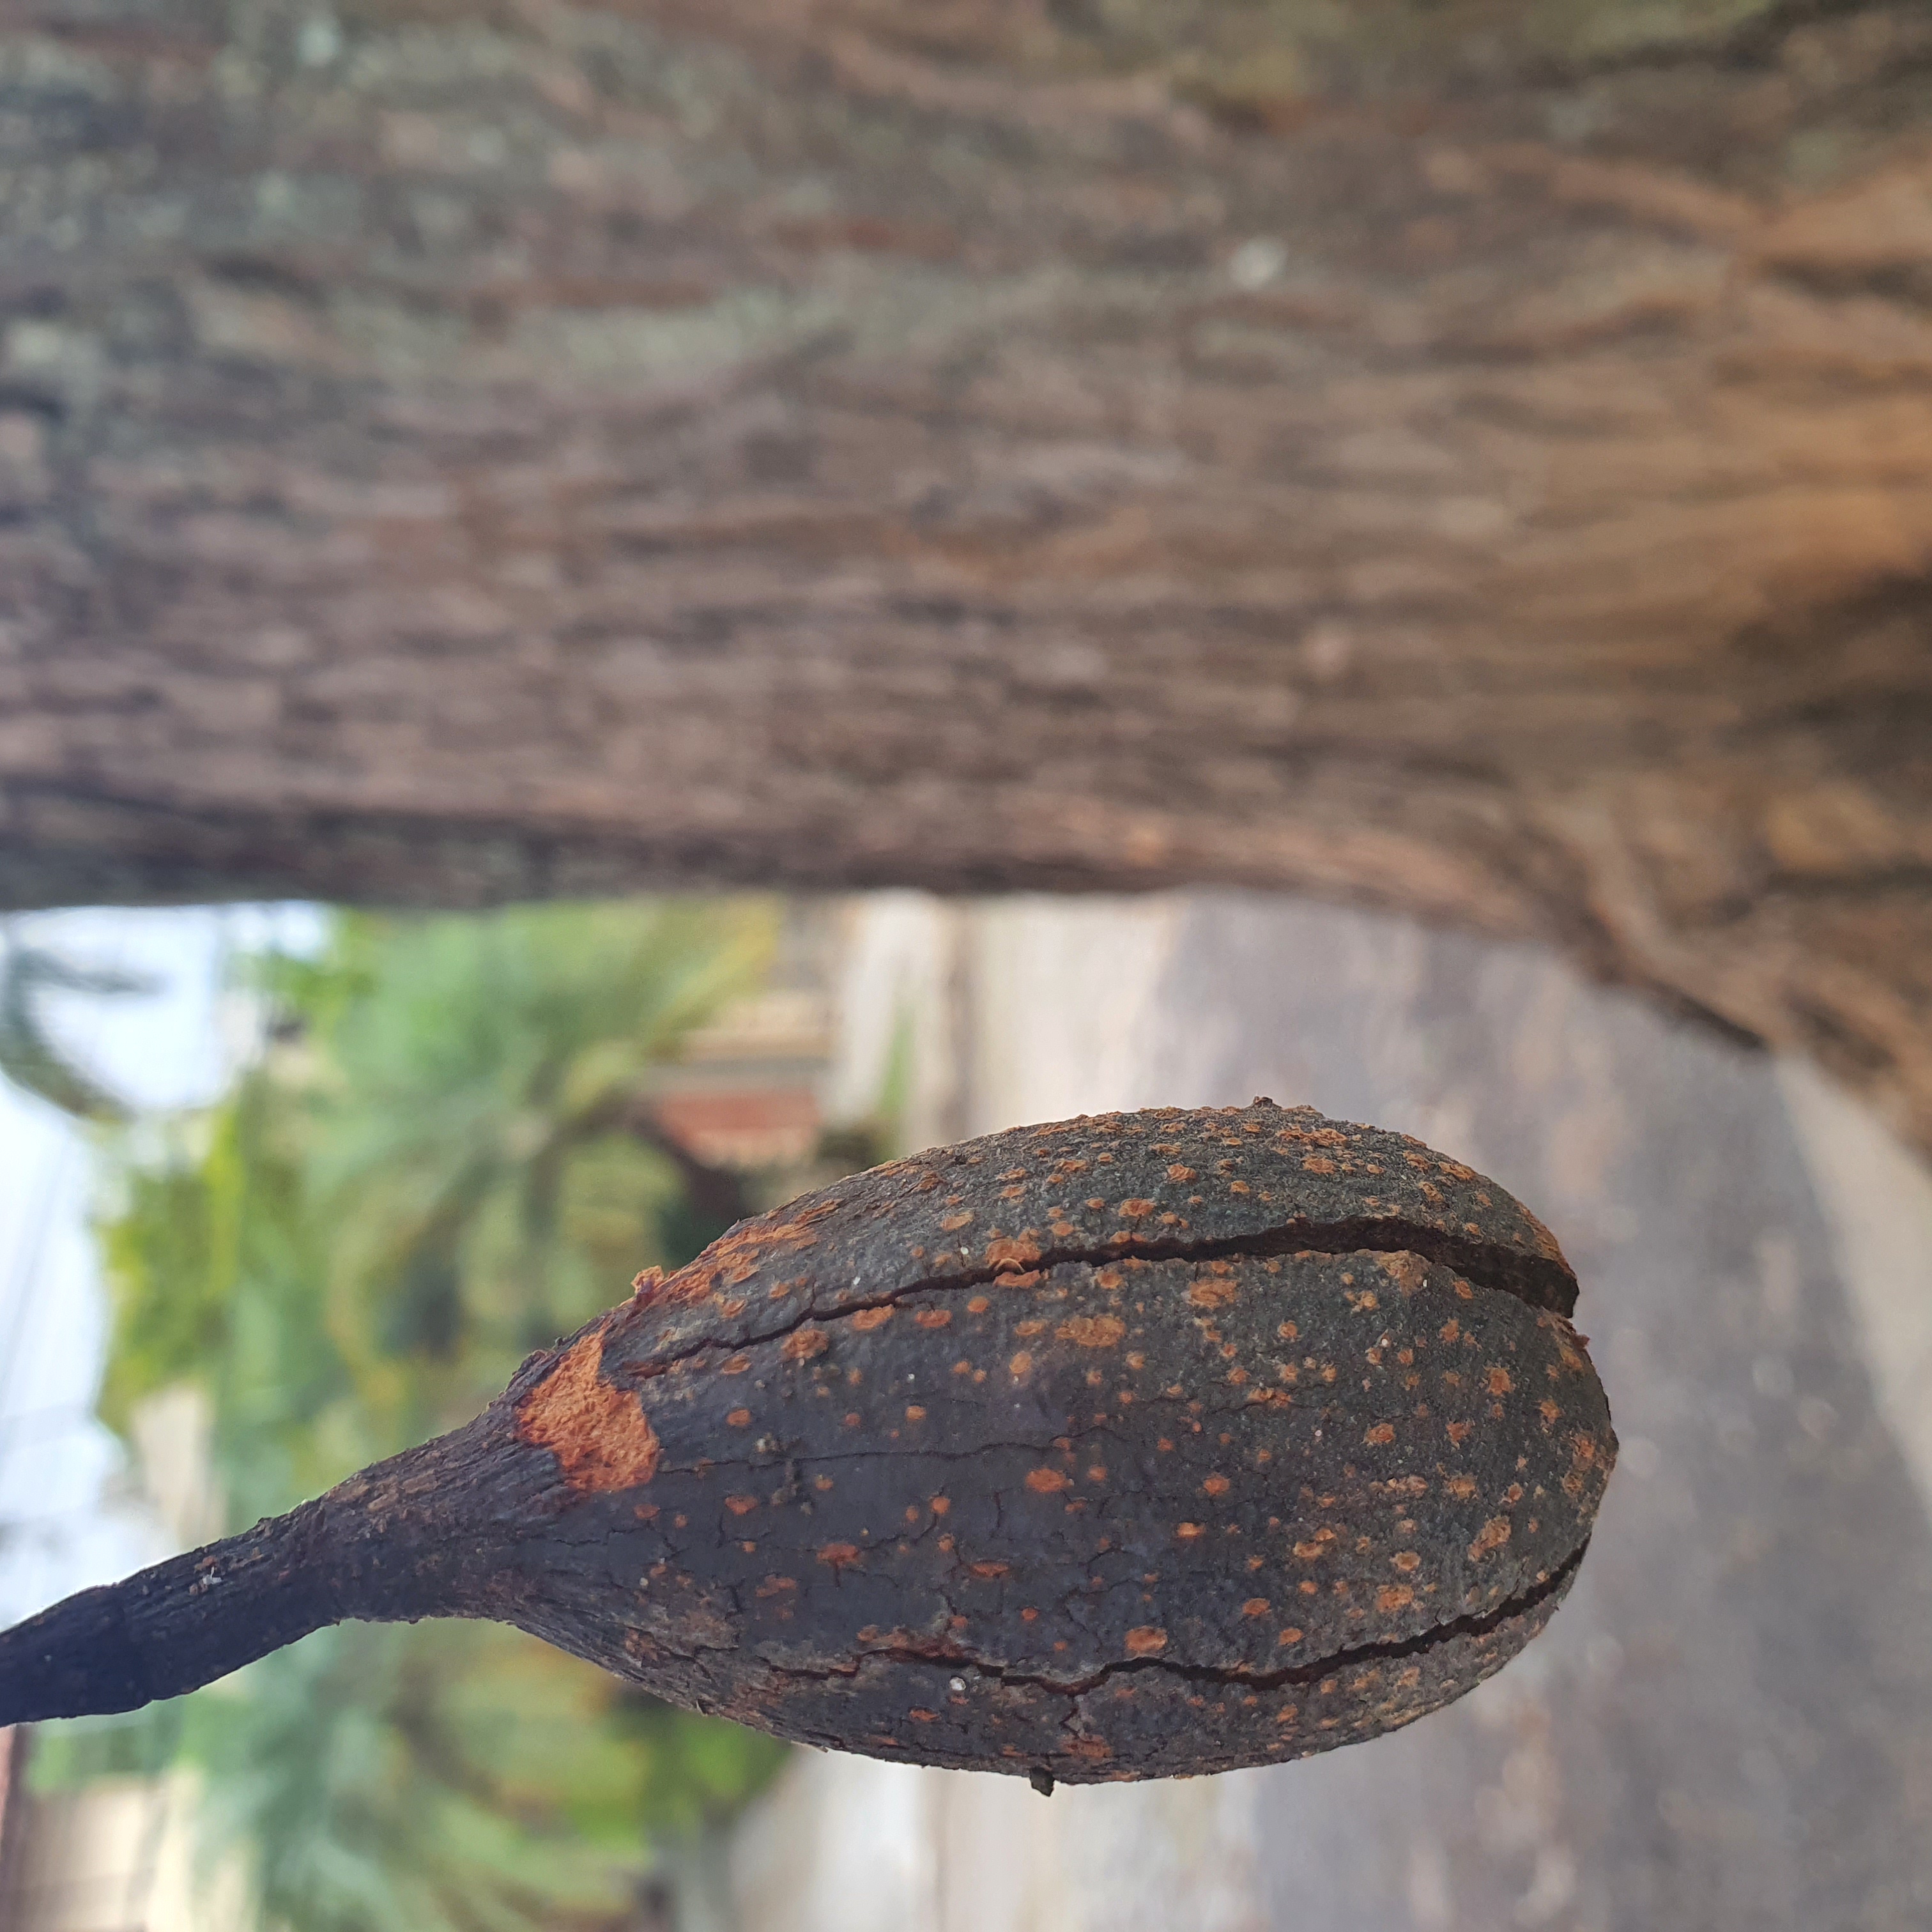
left=1468, top=1518, right=1512, bottom=1561
left=1058, top=1314, right=1126, bottom=1349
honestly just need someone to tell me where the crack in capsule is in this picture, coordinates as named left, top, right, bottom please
left=763, top=1540, right=1583, bottom=1703
left=592, top=1215, right=1575, bottom=1402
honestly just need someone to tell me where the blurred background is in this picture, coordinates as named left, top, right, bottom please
left=1, top=0, right=1929, bottom=1927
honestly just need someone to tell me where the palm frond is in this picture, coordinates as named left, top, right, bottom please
left=0, top=940, right=157, bottom=1122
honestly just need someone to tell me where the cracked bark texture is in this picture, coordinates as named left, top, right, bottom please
left=0, top=0, right=1930, bottom=1154
left=0, top=1103, right=1614, bottom=1782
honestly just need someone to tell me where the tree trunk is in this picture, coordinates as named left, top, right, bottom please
left=0, top=1, right=1928, bottom=1148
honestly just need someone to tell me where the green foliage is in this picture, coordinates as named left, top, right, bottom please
left=195, top=1625, right=659, bottom=1932
left=284, top=901, right=775, bottom=1448
left=75, top=898, right=792, bottom=1932
left=98, top=1082, right=348, bottom=1526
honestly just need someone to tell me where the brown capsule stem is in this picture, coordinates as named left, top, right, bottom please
left=0, top=1423, right=506, bottom=1726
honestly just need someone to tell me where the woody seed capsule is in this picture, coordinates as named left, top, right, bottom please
left=0, top=1101, right=1614, bottom=1784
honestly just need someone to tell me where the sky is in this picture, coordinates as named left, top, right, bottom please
left=0, top=905, right=323, bottom=1629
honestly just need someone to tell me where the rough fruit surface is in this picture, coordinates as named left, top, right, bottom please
left=501, top=1101, right=1616, bottom=1782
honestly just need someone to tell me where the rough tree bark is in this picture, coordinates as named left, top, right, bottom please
left=0, top=0, right=1928, bottom=1147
